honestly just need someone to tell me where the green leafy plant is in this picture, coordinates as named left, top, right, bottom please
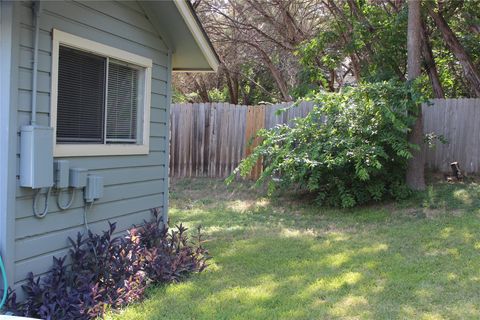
left=229, top=81, right=427, bottom=208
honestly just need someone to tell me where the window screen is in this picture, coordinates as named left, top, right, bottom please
left=106, top=61, right=139, bottom=142
left=57, top=46, right=106, bottom=143
left=56, top=46, right=140, bottom=144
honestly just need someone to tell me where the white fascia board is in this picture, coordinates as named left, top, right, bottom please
left=173, top=0, right=219, bottom=72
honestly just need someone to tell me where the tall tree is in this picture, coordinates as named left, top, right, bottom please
left=427, top=5, right=480, bottom=97
left=405, top=0, right=426, bottom=190
left=420, top=18, right=444, bottom=98
left=175, top=0, right=325, bottom=103
left=178, top=0, right=480, bottom=103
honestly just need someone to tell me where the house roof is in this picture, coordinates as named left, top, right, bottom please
left=140, top=0, right=220, bottom=72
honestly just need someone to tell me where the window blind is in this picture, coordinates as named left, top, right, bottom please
left=106, top=61, right=139, bottom=142
left=57, top=46, right=106, bottom=143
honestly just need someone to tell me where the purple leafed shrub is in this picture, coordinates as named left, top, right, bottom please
left=2, top=209, right=209, bottom=320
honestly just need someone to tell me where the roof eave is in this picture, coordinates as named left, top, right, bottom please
left=173, top=0, right=220, bottom=72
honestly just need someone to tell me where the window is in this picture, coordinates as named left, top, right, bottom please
left=51, top=30, right=152, bottom=157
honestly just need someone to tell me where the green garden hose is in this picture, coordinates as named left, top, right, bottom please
left=0, top=254, right=7, bottom=310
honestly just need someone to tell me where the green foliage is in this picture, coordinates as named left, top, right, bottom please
left=230, top=81, right=427, bottom=208
left=295, top=2, right=408, bottom=97
left=427, top=0, right=480, bottom=97
left=294, top=1, right=480, bottom=98
left=172, top=89, right=200, bottom=104
left=207, top=88, right=229, bottom=102
left=173, top=88, right=229, bottom=104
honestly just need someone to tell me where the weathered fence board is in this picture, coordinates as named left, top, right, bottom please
left=264, top=101, right=315, bottom=129
left=423, top=98, right=480, bottom=173
left=170, top=103, right=249, bottom=178
left=170, top=99, right=480, bottom=178
left=245, top=105, right=266, bottom=180
left=168, top=101, right=316, bottom=178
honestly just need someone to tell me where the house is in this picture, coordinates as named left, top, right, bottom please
left=0, top=0, right=219, bottom=296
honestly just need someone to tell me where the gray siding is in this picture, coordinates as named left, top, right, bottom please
left=13, top=1, right=171, bottom=288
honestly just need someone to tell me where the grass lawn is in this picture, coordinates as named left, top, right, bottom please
left=108, top=177, right=480, bottom=319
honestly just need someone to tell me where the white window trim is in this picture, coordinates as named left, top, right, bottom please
left=50, top=29, right=152, bottom=157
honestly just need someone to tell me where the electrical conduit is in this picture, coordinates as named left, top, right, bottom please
left=31, top=0, right=41, bottom=126
left=30, top=0, right=51, bottom=219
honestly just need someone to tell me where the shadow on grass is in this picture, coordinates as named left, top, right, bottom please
left=116, top=220, right=480, bottom=319
left=110, top=178, right=480, bottom=319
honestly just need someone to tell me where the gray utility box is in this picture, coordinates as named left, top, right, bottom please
left=84, top=175, right=103, bottom=202
left=69, top=168, right=88, bottom=188
left=54, top=160, right=69, bottom=189
left=20, top=125, right=54, bottom=188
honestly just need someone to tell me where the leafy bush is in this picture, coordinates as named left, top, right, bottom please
left=2, top=209, right=209, bottom=319
left=229, top=81, right=427, bottom=207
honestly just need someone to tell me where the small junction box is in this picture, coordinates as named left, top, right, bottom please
left=53, top=160, right=69, bottom=189
left=69, top=168, right=88, bottom=188
left=84, top=175, right=103, bottom=203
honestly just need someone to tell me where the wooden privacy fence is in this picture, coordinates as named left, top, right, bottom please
left=170, top=99, right=480, bottom=178
left=423, top=98, right=480, bottom=174
left=169, top=102, right=314, bottom=178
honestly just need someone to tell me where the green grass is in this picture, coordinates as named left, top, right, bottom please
left=108, top=177, right=480, bottom=319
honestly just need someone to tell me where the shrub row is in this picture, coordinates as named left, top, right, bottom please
left=2, top=209, right=209, bottom=319
left=229, top=81, right=427, bottom=207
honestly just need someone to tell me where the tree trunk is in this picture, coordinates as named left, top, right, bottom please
left=241, top=78, right=253, bottom=105
left=192, top=75, right=210, bottom=103
left=256, top=47, right=292, bottom=101
left=328, top=69, right=335, bottom=92
left=224, top=66, right=239, bottom=104
left=346, top=0, right=375, bottom=33
left=405, top=0, right=426, bottom=191
left=349, top=54, right=362, bottom=82
left=468, top=23, right=480, bottom=35
left=325, top=0, right=367, bottom=80
left=428, top=6, right=480, bottom=97
left=420, top=19, right=444, bottom=98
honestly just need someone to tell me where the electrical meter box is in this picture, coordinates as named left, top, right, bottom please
left=20, top=125, right=54, bottom=188
left=54, top=160, right=69, bottom=189
left=84, top=175, right=103, bottom=202
left=69, top=168, right=88, bottom=188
